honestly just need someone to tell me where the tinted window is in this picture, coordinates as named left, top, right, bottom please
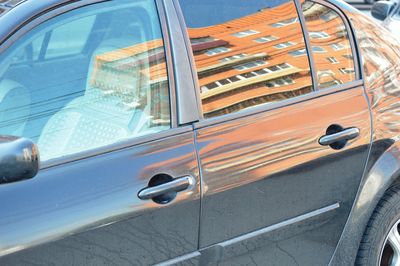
left=302, top=1, right=356, bottom=89
left=0, top=0, right=170, bottom=161
left=179, top=0, right=313, bottom=118
left=46, top=16, right=96, bottom=59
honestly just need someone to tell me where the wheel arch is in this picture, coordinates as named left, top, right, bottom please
left=330, top=139, right=400, bottom=265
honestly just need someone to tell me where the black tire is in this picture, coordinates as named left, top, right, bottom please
left=364, top=0, right=374, bottom=4
left=356, top=181, right=400, bottom=266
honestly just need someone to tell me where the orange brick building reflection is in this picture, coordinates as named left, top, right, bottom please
left=90, top=0, right=356, bottom=119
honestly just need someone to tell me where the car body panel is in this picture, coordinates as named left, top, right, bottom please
left=173, top=0, right=372, bottom=263
left=328, top=2, right=400, bottom=265
left=193, top=85, right=371, bottom=264
left=0, top=129, right=201, bottom=265
left=0, top=0, right=202, bottom=264
left=0, top=0, right=400, bottom=265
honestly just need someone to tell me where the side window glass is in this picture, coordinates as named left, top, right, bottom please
left=179, top=0, right=313, bottom=118
left=0, top=0, right=170, bottom=161
left=46, top=16, right=96, bottom=59
left=9, top=34, right=45, bottom=64
left=302, top=1, right=356, bottom=89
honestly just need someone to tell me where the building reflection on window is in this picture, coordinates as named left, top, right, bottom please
left=182, top=0, right=313, bottom=118
left=302, top=0, right=356, bottom=89
left=89, top=39, right=170, bottom=127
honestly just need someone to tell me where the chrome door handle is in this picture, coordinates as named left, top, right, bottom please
left=319, top=127, right=360, bottom=146
left=138, top=175, right=194, bottom=200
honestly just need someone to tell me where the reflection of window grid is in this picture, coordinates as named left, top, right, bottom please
left=202, top=63, right=292, bottom=91
left=312, top=46, right=326, bottom=53
left=203, top=75, right=245, bottom=90
left=265, top=76, right=294, bottom=87
left=206, top=46, right=230, bottom=56
left=267, top=63, right=292, bottom=72
left=309, top=31, right=329, bottom=39
left=289, top=49, right=307, bottom=57
left=234, top=60, right=266, bottom=71
left=274, top=41, right=296, bottom=49
left=254, top=35, right=278, bottom=43
left=270, top=17, right=298, bottom=27
left=232, top=30, right=259, bottom=38
left=289, top=47, right=325, bottom=57
left=339, top=68, right=355, bottom=74
left=327, top=57, right=339, bottom=64
left=330, top=43, right=345, bottom=51
left=220, top=53, right=247, bottom=62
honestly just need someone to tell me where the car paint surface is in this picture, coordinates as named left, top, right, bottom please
left=0, top=128, right=201, bottom=265
left=194, top=86, right=371, bottom=265
left=328, top=2, right=400, bottom=265
left=0, top=0, right=399, bottom=265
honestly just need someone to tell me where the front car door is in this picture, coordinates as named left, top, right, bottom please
left=0, top=1, right=200, bottom=265
left=177, top=0, right=371, bottom=264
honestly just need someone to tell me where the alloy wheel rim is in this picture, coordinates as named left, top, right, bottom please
left=380, top=220, right=400, bottom=266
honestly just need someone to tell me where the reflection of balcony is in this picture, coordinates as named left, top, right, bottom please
left=201, top=66, right=306, bottom=100
left=197, top=52, right=268, bottom=78
left=203, top=74, right=312, bottom=117
left=192, top=39, right=229, bottom=53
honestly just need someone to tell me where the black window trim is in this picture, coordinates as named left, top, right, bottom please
left=0, top=0, right=182, bottom=169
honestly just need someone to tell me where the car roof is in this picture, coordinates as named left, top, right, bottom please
left=0, top=0, right=71, bottom=46
left=0, top=0, right=28, bottom=16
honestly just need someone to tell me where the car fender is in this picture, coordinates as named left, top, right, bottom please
left=330, top=139, right=400, bottom=265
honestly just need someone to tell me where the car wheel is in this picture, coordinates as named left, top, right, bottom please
left=356, top=182, right=400, bottom=266
left=364, top=0, right=374, bottom=4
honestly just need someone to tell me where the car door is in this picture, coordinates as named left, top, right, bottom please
left=177, top=0, right=371, bottom=264
left=0, top=1, right=201, bottom=265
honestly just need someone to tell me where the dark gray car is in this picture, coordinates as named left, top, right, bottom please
left=0, top=0, right=399, bottom=265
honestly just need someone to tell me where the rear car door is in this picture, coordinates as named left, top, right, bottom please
left=0, top=1, right=200, bottom=265
left=177, top=0, right=371, bottom=264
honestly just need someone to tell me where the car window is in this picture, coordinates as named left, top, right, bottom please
left=10, top=34, right=45, bottom=64
left=302, top=0, right=356, bottom=89
left=8, top=16, right=95, bottom=63
left=0, top=0, right=170, bottom=161
left=46, top=16, right=96, bottom=59
left=179, top=0, right=313, bottom=119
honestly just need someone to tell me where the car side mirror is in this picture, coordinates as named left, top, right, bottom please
left=371, top=1, right=396, bottom=21
left=0, top=135, right=40, bottom=184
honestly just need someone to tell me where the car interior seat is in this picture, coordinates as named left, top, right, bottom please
left=37, top=38, right=155, bottom=161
